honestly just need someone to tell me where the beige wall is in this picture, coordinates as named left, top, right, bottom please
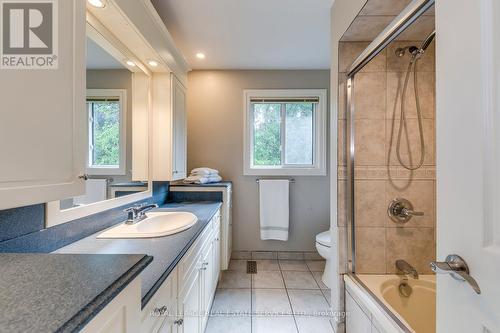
left=187, top=70, right=330, bottom=251
left=337, top=40, right=436, bottom=275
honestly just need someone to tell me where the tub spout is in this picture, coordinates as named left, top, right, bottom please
left=396, top=260, right=419, bottom=279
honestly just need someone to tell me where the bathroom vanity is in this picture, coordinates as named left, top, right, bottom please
left=55, top=202, right=222, bottom=333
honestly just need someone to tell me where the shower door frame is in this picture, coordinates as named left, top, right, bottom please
left=344, top=0, right=435, bottom=273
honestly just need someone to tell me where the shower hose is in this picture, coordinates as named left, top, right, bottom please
left=396, top=55, right=426, bottom=170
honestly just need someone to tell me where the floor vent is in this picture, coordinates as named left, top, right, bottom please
left=247, top=260, right=257, bottom=274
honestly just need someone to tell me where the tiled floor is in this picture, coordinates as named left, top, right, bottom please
left=206, top=259, right=334, bottom=333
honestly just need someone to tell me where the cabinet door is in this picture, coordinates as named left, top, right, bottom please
left=0, top=0, right=86, bottom=210
left=179, top=264, right=201, bottom=333
left=201, top=241, right=214, bottom=308
left=171, top=74, right=187, bottom=180
left=213, top=227, right=221, bottom=289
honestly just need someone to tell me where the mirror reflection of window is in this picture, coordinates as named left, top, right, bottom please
left=86, top=91, right=126, bottom=175
left=58, top=37, right=148, bottom=210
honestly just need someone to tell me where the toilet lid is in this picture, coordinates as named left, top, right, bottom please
left=316, top=231, right=332, bottom=247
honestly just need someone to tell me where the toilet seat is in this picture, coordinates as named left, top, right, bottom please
left=315, top=231, right=331, bottom=248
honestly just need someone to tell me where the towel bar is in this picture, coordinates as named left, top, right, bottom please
left=256, top=179, right=295, bottom=183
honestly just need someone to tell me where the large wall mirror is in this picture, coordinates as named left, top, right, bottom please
left=46, top=13, right=153, bottom=227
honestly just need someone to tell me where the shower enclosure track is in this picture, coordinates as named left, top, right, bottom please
left=345, top=0, right=435, bottom=273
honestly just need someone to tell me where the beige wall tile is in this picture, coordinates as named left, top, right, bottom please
left=355, top=119, right=386, bottom=165
left=354, top=180, right=386, bottom=227
left=337, top=180, right=347, bottom=226
left=386, top=40, right=435, bottom=72
left=386, top=71, right=435, bottom=119
left=386, top=180, right=435, bottom=228
left=338, top=75, right=347, bottom=119
left=386, top=227, right=435, bottom=274
left=386, top=119, right=435, bottom=166
left=354, top=72, right=387, bottom=119
left=338, top=119, right=347, bottom=166
left=339, top=42, right=387, bottom=73
left=338, top=226, right=349, bottom=274
left=355, top=227, right=386, bottom=273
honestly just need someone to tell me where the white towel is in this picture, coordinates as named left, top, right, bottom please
left=190, top=167, right=219, bottom=176
left=183, top=174, right=222, bottom=184
left=259, top=180, right=289, bottom=241
left=73, top=179, right=107, bottom=205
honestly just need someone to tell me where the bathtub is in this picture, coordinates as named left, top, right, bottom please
left=344, top=274, right=436, bottom=333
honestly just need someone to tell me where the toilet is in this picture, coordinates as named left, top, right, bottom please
left=315, top=230, right=332, bottom=289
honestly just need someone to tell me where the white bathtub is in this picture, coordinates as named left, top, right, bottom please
left=344, top=274, right=436, bottom=333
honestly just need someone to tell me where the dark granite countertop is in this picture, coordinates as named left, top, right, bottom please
left=0, top=253, right=152, bottom=333
left=169, top=181, right=232, bottom=188
left=55, top=201, right=222, bottom=308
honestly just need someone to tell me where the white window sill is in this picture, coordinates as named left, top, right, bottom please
left=244, top=167, right=327, bottom=176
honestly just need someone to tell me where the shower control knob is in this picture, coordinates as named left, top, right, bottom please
left=388, top=198, right=424, bottom=223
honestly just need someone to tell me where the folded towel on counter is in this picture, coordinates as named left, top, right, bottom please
left=183, top=174, right=222, bottom=184
left=190, top=167, right=219, bottom=176
left=259, top=179, right=289, bottom=241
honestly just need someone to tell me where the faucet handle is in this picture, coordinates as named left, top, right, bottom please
left=430, top=254, right=481, bottom=294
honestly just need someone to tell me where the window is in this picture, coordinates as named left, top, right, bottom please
left=244, top=89, right=327, bottom=176
left=86, top=89, right=126, bottom=175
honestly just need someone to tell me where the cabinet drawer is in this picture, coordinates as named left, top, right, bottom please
left=141, top=268, right=178, bottom=333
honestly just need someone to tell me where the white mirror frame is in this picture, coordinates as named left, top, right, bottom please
left=46, top=9, right=155, bottom=228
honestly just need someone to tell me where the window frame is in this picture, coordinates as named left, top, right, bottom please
left=243, top=89, right=327, bottom=176
left=86, top=89, right=127, bottom=176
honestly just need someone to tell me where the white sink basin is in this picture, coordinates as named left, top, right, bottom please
left=97, top=211, right=198, bottom=239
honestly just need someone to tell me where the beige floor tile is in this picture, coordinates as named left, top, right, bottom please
left=252, top=271, right=285, bottom=289
left=210, top=289, right=251, bottom=315
left=312, top=271, right=329, bottom=290
left=252, top=316, right=298, bottom=333
left=288, top=290, right=330, bottom=316
left=218, top=271, right=251, bottom=289
left=205, top=316, right=251, bottom=333
left=256, top=259, right=280, bottom=271
left=227, top=259, right=247, bottom=271
left=278, top=252, right=305, bottom=260
left=279, top=260, right=308, bottom=271
left=283, top=271, right=319, bottom=289
left=306, top=260, right=326, bottom=272
left=252, top=289, right=292, bottom=315
left=295, top=316, right=335, bottom=333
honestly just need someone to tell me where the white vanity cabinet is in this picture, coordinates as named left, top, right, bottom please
left=170, top=185, right=232, bottom=270
left=81, top=278, right=142, bottom=333
left=139, top=209, right=221, bottom=333
left=0, top=0, right=86, bottom=210
left=152, top=74, right=188, bottom=182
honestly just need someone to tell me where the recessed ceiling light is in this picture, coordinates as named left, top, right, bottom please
left=125, top=60, right=136, bottom=67
left=196, top=52, right=206, bottom=60
left=88, top=0, right=106, bottom=8
left=148, top=60, right=159, bottom=67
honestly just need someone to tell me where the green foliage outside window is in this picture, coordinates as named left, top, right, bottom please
left=252, top=102, right=314, bottom=167
left=253, top=103, right=282, bottom=166
left=89, top=101, right=120, bottom=166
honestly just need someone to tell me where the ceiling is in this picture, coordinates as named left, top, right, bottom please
left=341, top=0, right=435, bottom=42
left=151, top=0, right=333, bottom=70
left=86, top=38, right=125, bottom=70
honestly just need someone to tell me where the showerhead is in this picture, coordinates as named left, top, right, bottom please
left=419, top=30, right=436, bottom=52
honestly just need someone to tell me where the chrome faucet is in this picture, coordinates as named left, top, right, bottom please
left=124, top=203, right=158, bottom=225
left=396, top=260, right=419, bottom=279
